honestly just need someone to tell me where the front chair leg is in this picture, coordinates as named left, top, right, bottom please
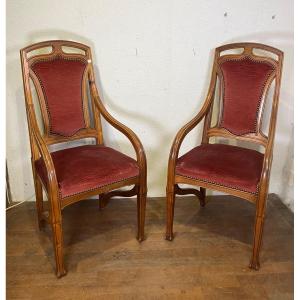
left=51, top=220, right=66, bottom=278
left=50, top=202, right=66, bottom=278
left=137, top=186, right=146, bottom=242
left=166, top=185, right=175, bottom=241
left=249, top=192, right=268, bottom=270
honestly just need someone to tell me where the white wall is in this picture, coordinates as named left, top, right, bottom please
left=6, top=0, right=294, bottom=210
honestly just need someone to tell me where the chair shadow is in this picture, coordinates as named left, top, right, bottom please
left=171, top=193, right=293, bottom=265
left=32, top=194, right=293, bottom=274
left=172, top=195, right=255, bottom=245
left=36, top=198, right=140, bottom=274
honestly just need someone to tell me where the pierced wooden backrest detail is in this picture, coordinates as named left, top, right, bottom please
left=21, top=40, right=102, bottom=145
left=206, top=43, right=283, bottom=147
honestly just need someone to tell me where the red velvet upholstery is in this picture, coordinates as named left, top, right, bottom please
left=219, top=57, right=274, bottom=135
left=35, top=145, right=139, bottom=198
left=176, top=144, right=264, bottom=193
left=32, top=57, right=87, bottom=136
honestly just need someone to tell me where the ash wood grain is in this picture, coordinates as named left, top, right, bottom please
left=7, top=195, right=293, bottom=299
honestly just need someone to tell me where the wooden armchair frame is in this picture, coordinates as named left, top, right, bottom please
left=20, top=40, right=147, bottom=277
left=166, top=42, right=283, bottom=270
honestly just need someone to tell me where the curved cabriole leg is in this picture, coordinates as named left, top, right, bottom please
left=137, top=185, right=147, bottom=242
left=50, top=195, right=66, bottom=278
left=34, top=176, right=45, bottom=230
left=199, top=187, right=206, bottom=207
left=249, top=191, right=268, bottom=270
left=166, top=185, right=175, bottom=241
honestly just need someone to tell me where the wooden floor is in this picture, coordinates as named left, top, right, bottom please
left=7, top=194, right=293, bottom=299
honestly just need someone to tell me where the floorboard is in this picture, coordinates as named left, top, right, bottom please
left=6, top=194, right=293, bottom=299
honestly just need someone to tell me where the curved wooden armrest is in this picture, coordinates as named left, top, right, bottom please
left=168, top=92, right=215, bottom=173
left=90, top=83, right=147, bottom=172
left=27, top=105, right=59, bottom=195
left=168, top=104, right=210, bottom=166
left=167, top=65, right=217, bottom=174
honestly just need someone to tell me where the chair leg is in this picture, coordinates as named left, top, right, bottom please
left=99, top=194, right=108, bottom=210
left=249, top=192, right=268, bottom=270
left=137, top=186, right=146, bottom=242
left=33, top=176, right=45, bottom=230
left=166, top=185, right=175, bottom=241
left=51, top=220, right=66, bottom=278
left=199, top=187, right=206, bottom=207
left=50, top=197, right=66, bottom=278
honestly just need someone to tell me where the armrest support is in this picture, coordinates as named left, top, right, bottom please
left=27, top=105, right=59, bottom=196
left=90, top=83, right=147, bottom=178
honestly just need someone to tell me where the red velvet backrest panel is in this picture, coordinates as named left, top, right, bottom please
left=31, top=56, right=88, bottom=137
left=218, top=56, right=275, bottom=135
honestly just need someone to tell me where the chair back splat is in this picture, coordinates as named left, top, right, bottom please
left=20, top=40, right=103, bottom=148
left=203, top=43, right=283, bottom=148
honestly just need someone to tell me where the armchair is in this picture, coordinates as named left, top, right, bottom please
left=20, top=40, right=147, bottom=277
left=166, top=42, right=283, bottom=270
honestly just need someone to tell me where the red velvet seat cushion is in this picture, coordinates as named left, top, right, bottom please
left=35, top=145, right=139, bottom=198
left=176, top=144, right=264, bottom=193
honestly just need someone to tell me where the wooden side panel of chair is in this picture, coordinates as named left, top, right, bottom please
left=166, top=42, right=283, bottom=271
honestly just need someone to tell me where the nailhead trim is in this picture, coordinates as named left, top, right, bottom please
left=31, top=54, right=88, bottom=137
left=59, top=174, right=140, bottom=199
left=218, top=55, right=276, bottom=136
left=176, top=171, right=259, bottom=195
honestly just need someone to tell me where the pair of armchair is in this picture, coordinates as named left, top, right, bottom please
left=20, top=40, right=283, bottom=277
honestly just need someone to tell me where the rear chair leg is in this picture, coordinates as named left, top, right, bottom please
left=249, top=192, right=268, bottom=270
left=99, top=194, right=109, bottom=210
left=137, top=186, right=146, bottom=242
left=199, top=187, right=206, bottom=207
left=34, top=176, right=45, bottom=230
left=166, top=185, right=175, bottom=241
